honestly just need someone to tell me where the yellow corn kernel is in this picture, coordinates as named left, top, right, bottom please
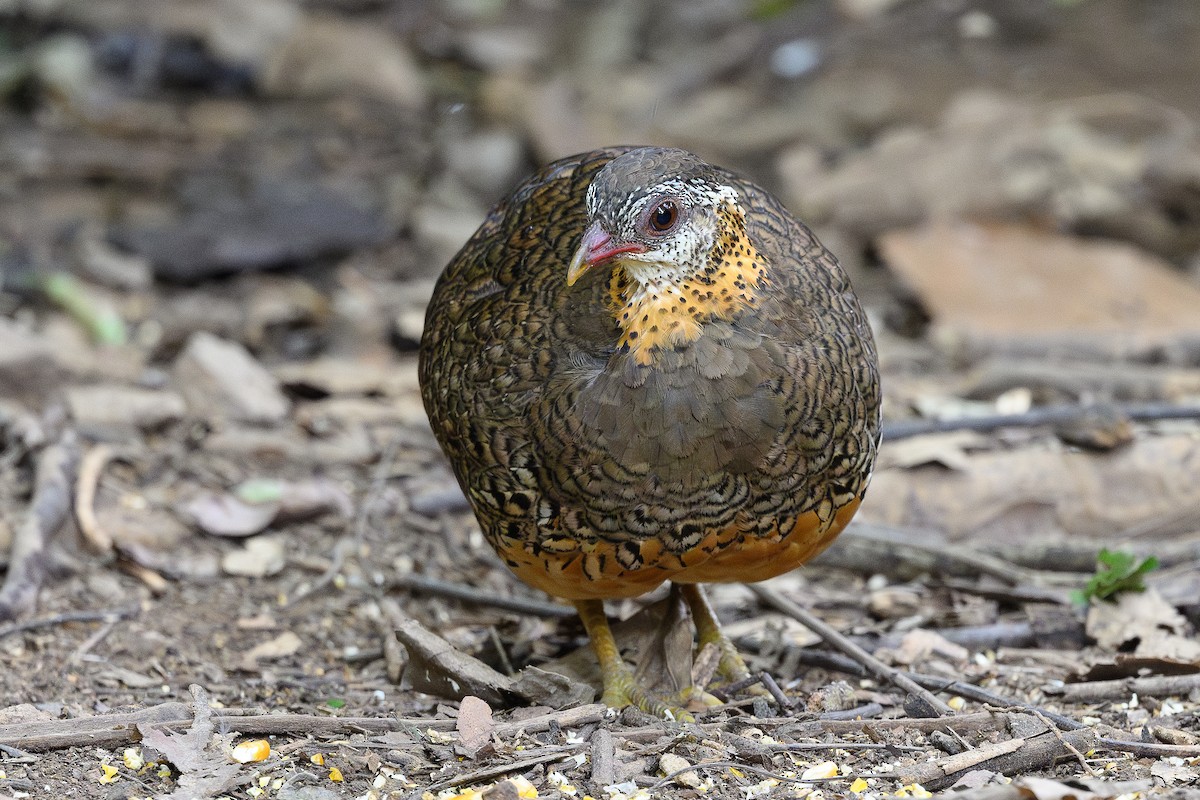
left=231, top=739, right=271, bottom=763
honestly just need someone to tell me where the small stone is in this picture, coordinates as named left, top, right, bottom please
left=660, top=753, right=703, bottom=789
left=75, top=233, right=153, bottom=290
left=959, top=10, right=997, bottom=38
left=459, top=27, right=546, bottom=72
left=412, top=204, right=487, bottom=267
left=221, top=535, right=286, bottom=578
left=260, top=15, right=427, bottom=108
left=770, top=39, right=821, bottom=79
left=65, top=384, right=186, bottom=432
left=173, top=331, right=290, bottom=424
left=446, top=129, right=526, bottom=198
left=0, top=320, right=69, bottom=403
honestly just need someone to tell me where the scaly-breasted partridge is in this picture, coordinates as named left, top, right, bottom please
left=420, top=147, right=881, bottom=716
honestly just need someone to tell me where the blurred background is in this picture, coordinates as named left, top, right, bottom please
left=2, top=0, right=1200, bottom=770
left=4, top=0, right=1200, bottom=530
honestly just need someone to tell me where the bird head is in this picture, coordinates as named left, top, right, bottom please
left=566, top=148, right=740, bottom=288
left=565, top=148, right=768, bottom=362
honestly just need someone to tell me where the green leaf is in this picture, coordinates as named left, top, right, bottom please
left=326, top=698, right=346, bottom=709
left=1075, top=548, right=1159, bottom=604
left=39, top=271, right=127, bottom=346
left=235, top=478, right=286, bottom=505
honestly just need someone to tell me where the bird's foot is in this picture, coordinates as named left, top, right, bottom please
left=598, top=666, right=721, bottom=722
left=682, top=584, right=774, bottom=701
left=576, top=598, right=718, bottom=722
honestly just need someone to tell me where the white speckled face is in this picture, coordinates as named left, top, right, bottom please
left=590, top=178, right=741, bottom=284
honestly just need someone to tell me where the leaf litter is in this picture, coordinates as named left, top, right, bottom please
left=2, top=1, right=1200, bottom=798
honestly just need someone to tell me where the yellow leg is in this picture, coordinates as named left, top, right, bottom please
left=679, top=584, right=752, bottom=684
left=573, top=599, right=695, bottom=721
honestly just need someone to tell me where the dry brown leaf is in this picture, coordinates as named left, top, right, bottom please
left=1017, top=775, right=1101, bottom=800
left=880, top=221, right=1200, bottom=341
left=1086, top=588, right=1186, bottom=650
left=863, top=433, right=1200, bottom=541
left=455, top=695, right=494, bottom=753
left=184, top=492, right=279, bottom=538
left=221, top=535, right=286, bottom=578
left=892, top=629, right=971, bottom=666
left=138, top=687, right=242, bottom=800
left=239, top=631, right=303, bottom=670
left=392, top=615, right=514, bottom=706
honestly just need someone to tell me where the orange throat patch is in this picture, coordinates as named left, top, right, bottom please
left=607, top=201, right=768, bottom=364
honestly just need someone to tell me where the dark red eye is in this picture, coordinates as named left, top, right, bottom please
left=648, top=200, right=679, bottom=233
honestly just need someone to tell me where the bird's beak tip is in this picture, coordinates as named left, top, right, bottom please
left=566, top=252, right=589, bottom=287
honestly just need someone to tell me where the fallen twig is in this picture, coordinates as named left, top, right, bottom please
left=417, top=744, right=587, bottom=795
left=0, top=702, right=437, bottom=752
left=74, top=443, right=118, bottom=554
left=0, top=432, right=80, bottom=619
left=758, top=644, right=1085, bottom=732
left=490, top=703, right=606, bottom=738
left=1095, top=737, right=1200, bottom=758
left=67, top=619, right=119, bottom=665
left=894, top=726, right=1098, bottom=791
left=1047, top=672, right=1200, bottom=704
left=0, top=606, right=137, bottom=641
left=784, top=710, right=1005, bottom=738
left=819, top=523, right=1039, bottom=585
left=882, top=401, right=1200, bottom=441
left=747, top=584, right=953, bottom=717
left=386, top=572, right=576, bottom=619
left=962, top=360, right=1200, bottom=406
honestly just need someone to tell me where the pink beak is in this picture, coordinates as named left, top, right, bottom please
left=566, top=223, right=646, bottom=286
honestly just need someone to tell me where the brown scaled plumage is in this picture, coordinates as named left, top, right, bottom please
left=419, top=147, right=881, bottom=718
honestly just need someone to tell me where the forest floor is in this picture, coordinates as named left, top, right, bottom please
left=1, top=1, right=1199, bottom=798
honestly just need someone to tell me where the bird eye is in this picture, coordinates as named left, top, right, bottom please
left=647, top=200, right=679, bottom=234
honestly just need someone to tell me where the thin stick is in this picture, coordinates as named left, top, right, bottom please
left=68, top=620, right=118, bottom=665
left=74, top=443, right=118, bottom=554
left=759, top=671, right=793, bottom=711
left=754, top=643, right=1086, bottom=732
left=1049, top=673, right=1200, bottom=703
left=0, top=434, right=80, bottom=619
left=1096, top=737, right=1200, bottom=758
left=386, top=572, right=576, bottom=618
left=748, top=584, right=953, bottom=717
left=0, top=606, right=138, bottom=641
left=883, top=402, right=1200, bottom=441
left=1030, top=708, right=1097, bottom=777
left=417, top=745, right=586, bottom=795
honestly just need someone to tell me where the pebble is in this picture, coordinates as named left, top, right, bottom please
left=65, top=384, right=186, bottom=433
left=0, top=319, right=69, bottom=404
left=172, top=331, right=291, bottom=424
left=770, top=38, right=822, bottom=79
